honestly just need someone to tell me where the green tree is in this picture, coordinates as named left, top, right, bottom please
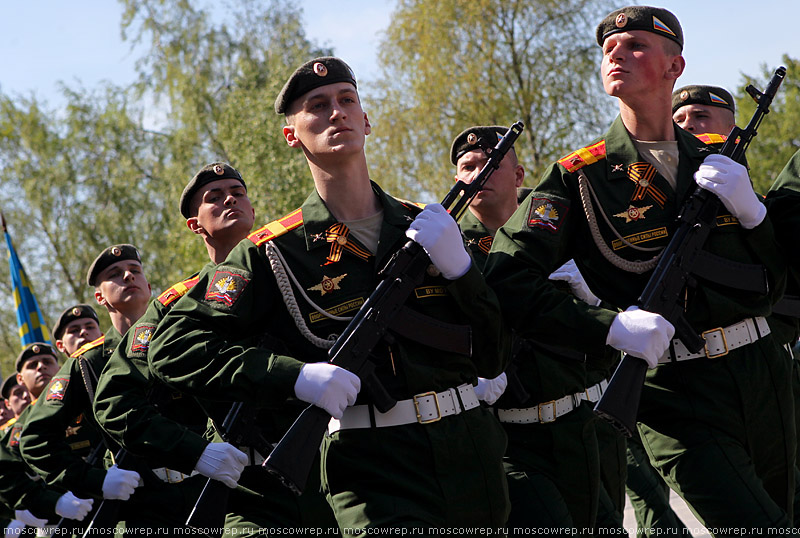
left=367, top=0, right=618, bottom=201
left=734, top=55, right=800, bottom=194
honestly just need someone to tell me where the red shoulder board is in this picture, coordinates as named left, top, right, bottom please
left=694, top=133, right=727, bottom=145
left=70, top=335, right=105, bottom=358
left=248, top=208, right=304, bottom=247
left=157, top=275, right=201, bottom=307
left=395, top=198, right=426, bottom=210
left=558, top=140, right=607, bottom=173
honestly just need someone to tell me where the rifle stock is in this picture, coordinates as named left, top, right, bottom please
left=263, top=121, right=525, bottom=494
left=593, top=67, right=786, bottom=436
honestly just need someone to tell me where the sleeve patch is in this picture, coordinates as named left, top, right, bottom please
left=131, top=324, right=156, bottom=354
left=527, top=197, right=569, bottom=233
left=46, top=377, right=70, bottom=401
left=9, top=424, right=22, bottom=447
left=205, top=270, right=250, bottom=308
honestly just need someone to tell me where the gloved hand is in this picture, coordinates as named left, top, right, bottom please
left=606, top=306, right=675, bottom=368
left=694, top=154, right=766, bottom=229
left=294, top=362, right=361, bottom=419
left=55, top=491, right=94, bottom=521
left=5, top=519, right=26, bottom=536
left=474, top=373, right=508, bottom=405
left=549, top=259, right=601, bottom=306
left=405, top=204, right=471, bottom=280
left=194, top=442, right=248, bottom=488
left=102, top=465, right=141, bottom=500
left=13, top=509, right=47, bottom=528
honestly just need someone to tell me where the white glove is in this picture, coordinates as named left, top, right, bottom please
left=102, top=464, right=141, bottom=500
left=294, top=362, right=361, bottom=419
left=549, top=259, right=601, bottom=306
left=5, top=519, right=26, bottom=536
left=694, top=154, right=766, bottom=229
left=474, top=373, right=508, bottom=405
left=13, top=509, right=47, bottom=528
left=55, top=491, right=94, bottom=521
left=405, top=204, right=471, bottom=280
left=606, top=306, right=675, bottom=368
left=194, top=442, right=248, bottom=488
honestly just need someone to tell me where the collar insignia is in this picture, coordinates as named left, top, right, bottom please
left=612, top=163, right=625, bottom=173
left=308, top=274, right=347, bottom=296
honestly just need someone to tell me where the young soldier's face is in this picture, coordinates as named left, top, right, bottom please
left=94, top=259, right=151, bottom=311
left=5, top=384, right=30, bottom=417
left=601, top=30, right=683, bottom=99
left=16, top=355, right=59, bottom=398
left=673, top=104, right=735, bottom=137
left=57, top=318, right=102, bottom=356
left=283, top=82, right=371, bottom=159
left=188, top=178, right=255, bottom=241
left=455, top=148, right=524, bottom=213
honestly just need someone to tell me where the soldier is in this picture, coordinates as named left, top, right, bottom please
left=93, top=163, right=279, bottom=532
left=52, top=304, right=102, bottom=359
left=671, top=85, right=735, bottom=137
left=485, top=5, right=792, bottom=530
left=148, top=56, right=510, bottom=532
left=19, top=247, right=153, bottom=532
left=1, top=377, right=28, bottom=428
left=0, top=344, right=94, bottom=531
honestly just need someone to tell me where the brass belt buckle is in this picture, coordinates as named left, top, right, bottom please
left=537, top=400, right=557, bottom=424
left=702, top=327, right=729, bottom=358
left=414, top=391, right=441, bottom=424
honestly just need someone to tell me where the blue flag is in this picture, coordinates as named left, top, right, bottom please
left=3, top=216, right=50, bottom=346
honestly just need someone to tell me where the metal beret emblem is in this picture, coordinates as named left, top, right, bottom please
left=615, top=13, right=627, bottom=28
left=72, top=307, right=81, bottom=317
left=467, top=133, right=478, bottom=145
left=213, top=164, right=224, bottom=175
left=111, top=247, right=122, bottom=256
left=313, top=62, right=328, bottom=77
left=32, top=345, right=40, bottom=354
left=680, top=90, right=689, bottom=101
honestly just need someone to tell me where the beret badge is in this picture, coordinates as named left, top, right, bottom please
left=313, top=62, right=328, bottom=77
left=615, top=13, right=627, bottom=28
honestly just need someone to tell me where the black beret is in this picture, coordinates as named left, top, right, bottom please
left=1, top=376, right=18, bottom=400
left=275, top=57, right=357, bottom=114
left=15, top=342, right=58, bottom=373
left=450, top=126, right=509, bottom=165
left=52, top=304, right=99, bottom=341
left=672, top=85, right=735, bottom=114
left=86, top=244, right=142, bottom=286
left=180, top=163, right=246, bottom=219
left=596, top=6, right=683, bottom=50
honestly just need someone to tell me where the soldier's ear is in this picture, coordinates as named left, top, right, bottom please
left=186, top=217, right=205, bottom=236
left=55, top=340, right=67, bottom=353
left=284, top=125, right=301, bottom=148
left=515, top=165, right=525, bottom=188
left=364, top=112, right=371, bottom=136
left=94, top=288, right=107, bottom=307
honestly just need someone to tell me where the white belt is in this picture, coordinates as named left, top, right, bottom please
left=151, top=467, right=198, bottom=483
left=496, top=379, right=608, bottom=425
left=328, top=384, right=479, bottom=433
left=658, top=316, right=770, bottom=364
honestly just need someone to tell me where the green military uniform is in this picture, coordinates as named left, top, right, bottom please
left=485, top=116, right=793, bottom=529
left=149, top=183, right=510, bottom=531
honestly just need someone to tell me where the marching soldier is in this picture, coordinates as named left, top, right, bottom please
left=1, top=377, right=29, bottom=430
left=148, top=56, right=510, bottom=531
left=485, top=5, right=792, bottom=530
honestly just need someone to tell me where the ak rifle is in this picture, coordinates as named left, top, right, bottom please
left=262, top=121, right=525, bottom=494
left=593, top=67, right=786, bottom=436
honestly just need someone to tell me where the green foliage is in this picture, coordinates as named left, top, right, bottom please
left=366, top=0, right=618, bottom=202
left=734, top=55, right=800, bottom=194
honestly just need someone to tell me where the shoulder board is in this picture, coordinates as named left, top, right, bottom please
left=70, top=335, right=105, bottom=359
left=0, top=417, right=17, bottom=432
left=157, top=275, right=201, bottom=307
left=395, top=198, right=426, bottom=210
left=248, top=208, right=304, bottom=247
left=558, top=140, right=607, bottom=173
left=694, top=133, right=727, bottom=145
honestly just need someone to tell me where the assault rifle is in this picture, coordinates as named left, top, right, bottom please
left=263, top=121, right=525, bottom=494
left=593, top=67, right=786, bottom=436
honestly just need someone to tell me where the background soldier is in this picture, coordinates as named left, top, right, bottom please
left=486, top=5, right=792, bottom=529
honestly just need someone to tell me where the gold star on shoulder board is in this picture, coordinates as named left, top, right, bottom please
left=613, top=205, right=653, bottom=223
left=308, top=274, right=347, bottom=296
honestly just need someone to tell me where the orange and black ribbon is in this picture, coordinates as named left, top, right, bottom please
left=628, top=163, right=667, bottom=208
left=323, top=223, right=372, bottom=265
left=478, top=236, right=493, bottom=256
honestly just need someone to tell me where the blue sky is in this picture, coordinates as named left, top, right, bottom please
left=0, top=1, right=795, bottom=108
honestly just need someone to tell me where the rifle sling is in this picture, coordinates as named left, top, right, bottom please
left=691, top=250, right=768, bottom=295
left=773, top=295, right=800, bottom=318
left=388, top=306, right=472, bottom=356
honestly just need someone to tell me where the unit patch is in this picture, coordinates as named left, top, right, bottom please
left=9, top=424, right=22, bottom=447
left=308, top=274, right=347, bottom=296
left=205, top=270, right=249, bottom=307
left=527, top=198, right=568, bottom=233
left=309, top=297, right=364, bottom=324
left=614, top=205, right=653, bottom=223
left=131, top=324, right=156, bottom=354
left=611, top=227, right=668, bottom=251
left=46, top=377, right=70, bottom=401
